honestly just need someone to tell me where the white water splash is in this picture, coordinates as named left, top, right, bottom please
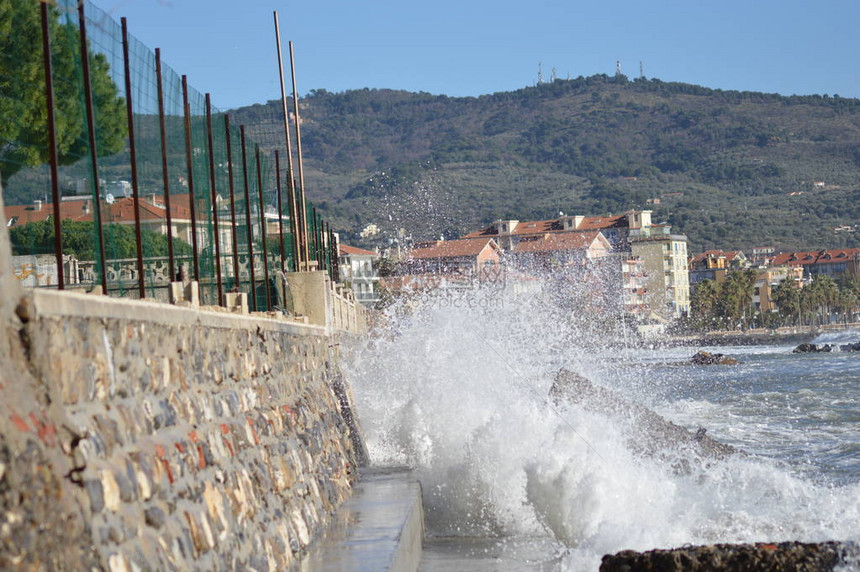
left=813, top=328, right=860, bottom=347
left=345, top=280, right=860, bottom=569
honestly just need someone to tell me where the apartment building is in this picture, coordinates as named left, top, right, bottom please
left=630, top=225, right=690, bottom=319
left=337, top=244, right=380, bottom=308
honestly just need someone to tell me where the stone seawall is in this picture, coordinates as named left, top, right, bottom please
left=2, top=289, right=364, bottom=570
left=0, top=180, right=366, bottom=571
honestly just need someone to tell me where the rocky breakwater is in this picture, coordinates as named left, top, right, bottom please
left=690, top=351, right=739, bottom=365
left=793, top=341, right=860, bottom=353
left=793, top=343, right=834, bottom=353
left=600, top=541, right=859, bottom=571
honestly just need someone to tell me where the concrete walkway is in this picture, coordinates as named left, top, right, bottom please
left=298, top=467, right=424, bottom=571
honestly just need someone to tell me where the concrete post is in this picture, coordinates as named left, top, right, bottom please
left=168, top=280, right=200, bottom=306
left=225, top=291, right=249, bottom=314
left=283, top=270, right=367, bottom=333
left=284, top=271, right=331, bottom=330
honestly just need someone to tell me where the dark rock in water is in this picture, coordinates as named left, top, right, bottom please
left=839, top=341, right=860, bottom=352
left=793, top=343, right=833, bottom=353
left=600, top=541, right=859, bottom=572
left=548, top=370, right=593, bottom=405
left=550, top=370, right=739, bottom=472
left=690, top=350, right=739, bottom=365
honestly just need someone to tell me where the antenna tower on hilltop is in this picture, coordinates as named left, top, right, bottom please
left=537, top=62, right=544, bottom=84
left=640, top=61, right=645, bottom=79
left=615, top=60, right=623, bottom=77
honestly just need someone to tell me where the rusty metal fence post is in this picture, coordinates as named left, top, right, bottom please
left=239, top=126, right=256, bottom=311
left=275, top=150, right=286, bottom=273
left=205, top=94, right=224, bottom=306
left=182, top=75, right=200, bottom=284
left=155, top=48, right=176, bottom=283
left=40, top=1, right=64, bottom=290
left=77, top=0, right=108, bottom=294
left=255, top=144, right=271, bottom=310
left=121, top=18, right=146, bottom=299
left=224, top=114, right=241, bottom=291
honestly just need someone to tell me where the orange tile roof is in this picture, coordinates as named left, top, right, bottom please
left=575, top=215, right=627, bottom=231
left=3, top=201, right=93, bottom=227
left=510, top=220, right=560, bottom=235
left=339, top=244, right=377, bottom=256
left=409, top=238, right=498, bottom=259
left=461, top=226, right=498, bottom=238
left=771, top=251, right=817, bottom=266
left=104, top=197, right=164, bottom=222
left=460, top=221, right=561, bottom=238
left=691, top=249, right=744, bottom=264
left=95, top=196, right=195, bottom=223
left=771, top=248, right=860, bottom=266
left=816, top=248, right=860, bottom=261
left=3, top=195, right=196, bottom=229
left=462, top=214, right=628, bottom=239
left=156, top=193, right=195, bottom=220
left=512, top=231, right=603, bottom=254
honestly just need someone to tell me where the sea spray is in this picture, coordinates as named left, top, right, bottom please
left=344, top=279, right=860, bottom=569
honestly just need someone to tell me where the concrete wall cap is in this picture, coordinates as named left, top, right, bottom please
left=29, top=289, right=326, bottom=336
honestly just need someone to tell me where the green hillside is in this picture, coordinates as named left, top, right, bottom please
left=237, top=74, right=860, bottom=253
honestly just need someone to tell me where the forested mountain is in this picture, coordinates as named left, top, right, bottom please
left=236, top=74, right=860, bottom=253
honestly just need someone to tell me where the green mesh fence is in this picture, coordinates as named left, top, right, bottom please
left=1, top=0, right=322, bottom=310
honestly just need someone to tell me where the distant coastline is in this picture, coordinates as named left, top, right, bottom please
left=669, top=322, right=860, bottom=347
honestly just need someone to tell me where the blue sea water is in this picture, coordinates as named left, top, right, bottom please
left=625, top=335, right=860, bottom=487
left=347, top=285, right=860, bottom=570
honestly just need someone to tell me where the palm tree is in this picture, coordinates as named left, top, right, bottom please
left=691, top=278, right=720, bottom=329
left=833, top=290, right=857, bottom=324
left=774, top=278, right=802, bottom=326
left=719, top=269, right=757, bottom=328
left=803, top=275, right=839, bottom=326
left=834, top=277, right=860, bottom=324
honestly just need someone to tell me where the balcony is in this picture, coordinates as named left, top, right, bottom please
left=350, top=271, right=379, bottom=280
left=354, top=291, right=381, bottom=304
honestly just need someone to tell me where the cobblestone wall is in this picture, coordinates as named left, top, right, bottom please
left=2, top=289, right=363, bottom=570
left=1, top=182, right=364, bottom=570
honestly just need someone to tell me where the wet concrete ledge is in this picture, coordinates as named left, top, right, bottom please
left=298, top=467, right=425, bottom=571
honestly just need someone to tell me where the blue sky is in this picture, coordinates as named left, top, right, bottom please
left=105, top=0, right=859, bottom=110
